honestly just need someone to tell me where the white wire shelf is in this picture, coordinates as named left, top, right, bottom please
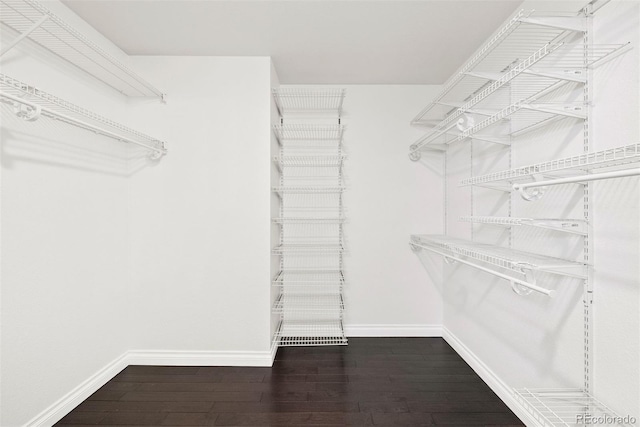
left=412, top=10, right=566, bottom=125
left=410, top=234, right=586, bottom=296
left=273, top=294, right=344, bottom=314
left=0, top=73, right=167, bottom=157
left=273, top=270, right=345, bottom=285
left=274, top=320, right=348, bottom=347
left=272, top=124, right=345, bottom=144
left=460, top=216, right=587, bottom=236
left=274, top=155, right=346, bottom=169
left=272, top=217, right=346, bottom=225
left=513, top=389, right=633, bottom=427
left=410, top=10, right=627, bottom=127
left=410, top=77, right=578, bottom=154
left=0, top=0, right=164, bottom=98
left=460, top=144, right=640, bottom=187
left=272, top=186, right=345, bottom=195
left=272, top=243, right=345, bottom=254
left=272, top=88, right=345, bottom=116
left=408, top=9, right=629, bottom=157
left=411, top=234, right=586, bottom=278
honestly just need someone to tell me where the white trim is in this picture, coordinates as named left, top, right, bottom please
left=24, top=352, right=129, bottom=427
left=443, top=327, right=537, bottom=427
left=127, top=349, right=274, bottom=367
left=24, top=348, right=275, bottom=426
left=344, top=324, right=442, bottom=337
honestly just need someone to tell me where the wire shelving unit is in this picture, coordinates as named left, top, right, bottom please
left=272, top=88, right=347, bottom=347
left=409, top=2, right=635, bottom=424
left=408, top=8, right=630, bottom=157
left=272, top=88, right=346, bottom=116
left=459, top=216, right=587, bottom=236
left=0, top=0, right=164, bottom=99
left=513, top=389, right=633, bottom=427
left=0, top=73, right=167, bottom=158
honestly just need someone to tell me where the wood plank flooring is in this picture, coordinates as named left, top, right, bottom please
left=54, top=338, right=524, bottom=426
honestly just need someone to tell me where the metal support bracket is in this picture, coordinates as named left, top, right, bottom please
left=0, top=14, right=50, bottom=57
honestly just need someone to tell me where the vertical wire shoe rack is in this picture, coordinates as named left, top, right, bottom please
left=272, top=88, right=348, bottom=347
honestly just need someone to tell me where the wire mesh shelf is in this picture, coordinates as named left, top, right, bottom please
left=274, top=155, right=346, bottom=168
left=272, top=186, right=346, bottom=195
left=411, top=234, right=587, bottom=280
left=408, top=5, right=629, bottom=156
left=272, top=88, right=345, bottom=116
left=0, top=0, right=164, bottom=98
left=273, top=217, right=346, bottom=225
left=0, top=73, right=167, bottom=157
left=272, top=124, right=345, bottom=144
left=272, top=243, right=345, bottom=254
left=274, top=320, right=348, bottom=347
left=273, top=294, right=344, bottom=313
left=460, top=144, right=640, bottom=186
left=410, top=12, right=628, bottom=127
left=412, top=9, right=565, bottom=125
left=513, top=389, right=634, bottom=426
left=273, top=270, right=345, bottom=285
left=460, top=216, right=587, bottom=235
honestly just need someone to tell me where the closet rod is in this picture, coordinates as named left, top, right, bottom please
left=410, top=242, right=555, bottom=297
left=513, top=168, right=640, bottom=200
left=1, top=91, right=167, bottom=156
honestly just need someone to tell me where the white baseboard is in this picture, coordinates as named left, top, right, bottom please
left=127, top=349, right=274, bottom=367
left=25, top=352, right=129, bottom=427
left=344, top=324, right=442, bottom=337
left=25, top=348, right=275, bottom=426
left=442, top=327, right=537, bottom=427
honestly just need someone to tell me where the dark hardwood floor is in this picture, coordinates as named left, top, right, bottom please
left=54, top=338, right=524, bottom=426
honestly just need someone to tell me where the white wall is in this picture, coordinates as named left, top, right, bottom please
left=441, top=0, right=639, bottom=422
left=0, top=2, right=137, bottom=425
left=331, top=85, right=444, bottom=333
left=128, top=56, right=274, bottom=353
left=591, top=0, right=640, bottom=418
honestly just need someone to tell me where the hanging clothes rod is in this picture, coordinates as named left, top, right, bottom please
left=410, top=242, right=555, bottom=297
left=1, top=91, right=167, bottom=157
left=513, top=168, right=640, bottom=200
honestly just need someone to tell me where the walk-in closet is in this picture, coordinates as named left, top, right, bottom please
left=1, top=0, right=638, bottom=426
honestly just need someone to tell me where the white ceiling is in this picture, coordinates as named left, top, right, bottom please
left=62, top=0, right=524, bottom=84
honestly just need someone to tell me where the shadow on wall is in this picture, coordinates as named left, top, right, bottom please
left=414, top=243, right=584, bottom=387
left=413, top=149, right=444, bottom=175
left=1, top=105, right=160, bottom=177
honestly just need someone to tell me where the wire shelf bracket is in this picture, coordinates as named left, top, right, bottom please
left=0, top=0, right=165, bottom=99
left=0, top=73, right=167, bottom=158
